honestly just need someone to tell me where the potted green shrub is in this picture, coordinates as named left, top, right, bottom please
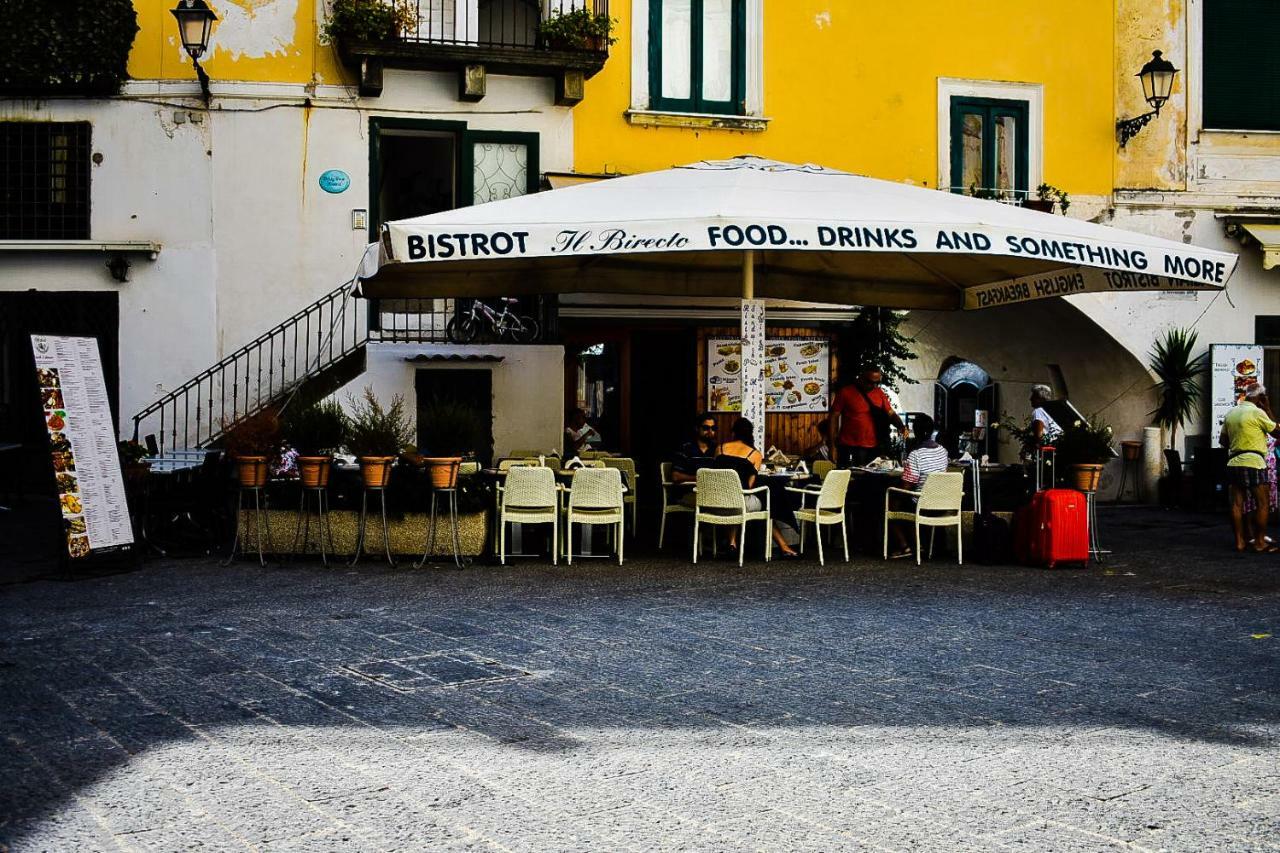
left=537, top=7, right=617, bottom=51
left=282, top=399, right=347, bottom=488
left=418, top=397, right=488, bottom=487
left=117, top=439, right=150, bottom=483
left=222, top=410, right=281, bottom=488
left=1023, top=183, right=1070, bottom=214
left=320, top=0, right=416, bottom=45
left=346, top=388, right=413, bottom=488
left=1053, top=417, right=1115, bottom=492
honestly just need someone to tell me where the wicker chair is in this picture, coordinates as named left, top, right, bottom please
left=693, top=468, right=771, bottom=567
left=812, top=460, right=836, bottom=482
left=601, top=457, right=639, bottom=534
left=563, top=467, right=625, bottom=565
left=497, top=466, right=559, bottom=565
left=498, top=457, right=542, bottom=472
left=658, top=461, right=695, bottom=550
left=883, top=471, right=964, bottom=565
left=787, top=468, right=851, bottom=565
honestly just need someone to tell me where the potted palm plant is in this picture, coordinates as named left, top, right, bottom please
left=1054, top=418, right=1115, bottom=492
left=282, top=399, right=347, bottom=488
left=346, top=388, right=413, bottom=488
left=222, top=410, right=281, bottom=488
left=419, top=397, right=488, bottom=488
left=1149, top=327, right=1207, bottom=451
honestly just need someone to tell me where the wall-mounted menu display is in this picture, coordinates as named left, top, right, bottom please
left=708, top=337, right=830, bottom=414
left=30, top=335, right=133, bottom=558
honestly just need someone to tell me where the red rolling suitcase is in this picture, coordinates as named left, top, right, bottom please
left=1014, top=489, right=1089, bottom=568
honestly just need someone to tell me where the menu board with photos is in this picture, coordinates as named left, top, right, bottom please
left=31, top=335, right=133, bottom=558
left=707, top=337, right=831, bottom=414
left=1210, top=343, right=1265, bottom=436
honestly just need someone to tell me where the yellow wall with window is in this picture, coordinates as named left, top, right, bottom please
left=574, top=1, right=1114, bottom=198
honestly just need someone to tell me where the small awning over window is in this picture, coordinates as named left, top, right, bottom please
left=403, top=354, right=504, bottom=363
left=1238, top=223, right=1280, bottom=270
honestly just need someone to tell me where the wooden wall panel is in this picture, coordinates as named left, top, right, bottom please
left=695, top=325, right=839, bottom=456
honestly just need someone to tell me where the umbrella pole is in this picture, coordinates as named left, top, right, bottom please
left=740, top=251, right=766, bottom=449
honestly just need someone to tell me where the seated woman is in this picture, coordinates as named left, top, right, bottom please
left=714, top=417, right=800, bottom=559
left=887, top=413, right=951, bottom=559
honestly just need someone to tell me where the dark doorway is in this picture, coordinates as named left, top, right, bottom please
left=934, top=358, right=997, bottom=456
left=376, top=131, right=457, bottom=226
left=0, top=291, right=119, bottom=579
left=630, top=327, right=698, bottom=521
left=414, top=368, right=494, bottom=465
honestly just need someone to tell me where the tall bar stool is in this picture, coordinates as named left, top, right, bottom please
left=1114, top=440, right=1143, bottom=503
left=1076, top=473, right=1109, bottom=563
left=350, top=457, right=396, bottom=567
left=291, top=459, right=335, bottom=566
left=415, top=459, right=468, bottom=569
left=224, top=456, right=272, bottom=567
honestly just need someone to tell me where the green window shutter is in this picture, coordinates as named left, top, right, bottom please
left=1203, top=0, right=1280, bottom=131
left=650, top=0, right=746, bottom=115
left=948, top=97, right=1029, bottom=198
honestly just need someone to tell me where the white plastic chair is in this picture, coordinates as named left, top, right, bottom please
left=497, top=466, right=559, bottom=565
left=658, top=461, right=696, bottom=550
left=563, top=467, right=625, bottom=565
left=787, top=468, right=852, bottom=565
left=883, top=471, right=964, bottom=565
left=693, top=468, right=771, bottom=567
left=601, top=457, right=639, bottom=534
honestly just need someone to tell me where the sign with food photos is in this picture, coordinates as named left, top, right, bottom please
left=707, top=337, right=831, bottom=414
left=30, top=335, right=133, bottom=559
left=1210, top=343, right=1265, bottom=437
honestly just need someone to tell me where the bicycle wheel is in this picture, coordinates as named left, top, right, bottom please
left=508, top=316, right=539, bottom=343
left=447, top=315, right=479, bottom=343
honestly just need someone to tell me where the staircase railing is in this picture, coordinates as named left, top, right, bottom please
left=132, top=281, right=368, bottom=453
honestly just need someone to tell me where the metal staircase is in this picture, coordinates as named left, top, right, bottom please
left=131, top=283, right=458, bottom=453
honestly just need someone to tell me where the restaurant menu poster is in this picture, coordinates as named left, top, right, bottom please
left=1210, top=343, right=1264, bottom=436
left=708, top=338, right=830, bottom=413
left=31, top=335, right=133, bottom=558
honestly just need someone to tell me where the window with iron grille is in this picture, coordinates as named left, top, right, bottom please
left=0, top=122, right=91, bottom=240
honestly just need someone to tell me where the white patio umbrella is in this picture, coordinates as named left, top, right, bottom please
left=359, top=156, right=1238, bottom=443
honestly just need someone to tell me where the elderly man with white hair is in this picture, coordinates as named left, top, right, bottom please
left=1221, top=382, right=1280, bottom=553
left=1029, top=385, right=1062, bottom=444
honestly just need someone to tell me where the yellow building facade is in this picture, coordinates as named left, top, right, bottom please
left=573, top=1, right=1115, bottom=201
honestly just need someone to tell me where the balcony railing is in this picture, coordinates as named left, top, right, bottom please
left=342, top=0, right=611, bottom=99
left=398, top=0, right=609, bottom=50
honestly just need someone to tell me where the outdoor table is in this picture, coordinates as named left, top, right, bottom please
left=755, top=470, right=812, bottom=531
left=847, top=467, right=905, bottom=554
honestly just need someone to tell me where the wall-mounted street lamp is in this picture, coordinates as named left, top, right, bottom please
left=1117, top=50, right=1178, bottom=148
left=171, top=0, right=218, bottom=103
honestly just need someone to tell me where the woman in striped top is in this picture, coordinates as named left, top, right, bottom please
left=888, top=414, right=951, bottom=558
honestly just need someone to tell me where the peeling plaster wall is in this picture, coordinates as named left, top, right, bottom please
left=0, top=68, right=575, bottom=435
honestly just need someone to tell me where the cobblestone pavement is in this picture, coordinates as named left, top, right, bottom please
left=1, top=508, right=1278, bottom=852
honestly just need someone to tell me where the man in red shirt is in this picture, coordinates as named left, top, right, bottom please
left=831, top=368, right=906, bottom=467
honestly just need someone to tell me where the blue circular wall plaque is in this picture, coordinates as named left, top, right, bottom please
left=318, top=169, right=350, bottom=194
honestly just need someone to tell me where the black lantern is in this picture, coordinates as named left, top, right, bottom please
left=1117, top=50, right=1179, bottom=148
left=171, top=0, right=217, bottom=101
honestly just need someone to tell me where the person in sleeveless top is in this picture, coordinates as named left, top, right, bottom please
left=713, top=418, right=800, bottom=558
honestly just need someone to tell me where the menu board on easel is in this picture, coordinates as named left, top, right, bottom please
left=707, top=337, right=830, bottom=413
left=30, top=335, right=133, bottom=559
left=1210, top=343, right=1265, bottom=437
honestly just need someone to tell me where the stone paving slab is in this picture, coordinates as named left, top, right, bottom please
left=1, top=508, right=1278, bottom=851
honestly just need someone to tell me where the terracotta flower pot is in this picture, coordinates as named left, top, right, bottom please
left=1021, top=199, right=1055, bottom=214
left=297, top=455, right=332, bottom=488
left=424, top=456, right=463, bottom=488
left=1073, top=463, right=1104, bottom=493
left=122, top=461, right=151, bottom=484
left=1121, top=440, right=1141, bottom=461
left=236, top=456, right=270, bottom=488
left=359, top=456, right=396, bottom=488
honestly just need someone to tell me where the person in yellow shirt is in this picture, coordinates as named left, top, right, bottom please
left=1220, top=383, right=1280, bottom=553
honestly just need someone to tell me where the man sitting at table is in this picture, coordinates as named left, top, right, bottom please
left=886, top=414, right=950, bottom=559
left=671, top=414, right=719, bottom=505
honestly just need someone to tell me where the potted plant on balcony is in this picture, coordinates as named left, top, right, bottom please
left=419, top=397, right=488, bottom=487
left=346, top=388, right=413, bottom=488
left=222, top=410, right=281, bottom=488
left=1054, top=417, right=1115, bottom=492
left=537, top=6, right=618, bottom=52
left=282, top=399, right=347, bottom=488
left=1023, top=183, right=1071, bottom=214
left=319, top=0, right=416, bottom=45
